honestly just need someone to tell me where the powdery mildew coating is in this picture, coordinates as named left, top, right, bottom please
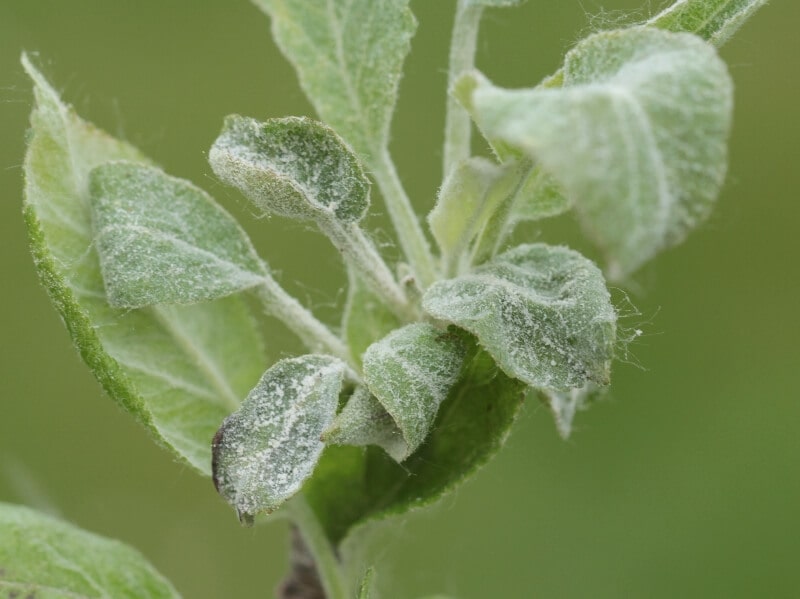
left=423, top=243, right=616, bottom=391
left=209, top=115, right=370, bottom=224
left=212, top=355, right=347, bottom=523
left=90, top=161, right=265, bottom=309
left=361, top=323, right=467, bottom=458
left=467, top=27, right=733, bottom=279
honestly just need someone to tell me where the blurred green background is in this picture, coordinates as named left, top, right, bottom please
left=1, top=1, right=797, bottom=597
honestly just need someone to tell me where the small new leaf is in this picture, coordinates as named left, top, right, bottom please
left=90, top=161, right=265, bottom=308
left=323, top=386, right=407, bottom=462
left=647, top=0, right=767, bottom=47
left=361, top=324, right=467, bottom=460
left=459, top=28, right=733, bottom=278
left=429, top=158, right=523, bottom=275
left=0, top=502, right=179, bottom=598
left=250, top=0, right=415, bottom=167
left=22, top=55, right=265, bottom=474
left=209, top=115, right=370, bottom=224
left=423, top=244, right=616, bottom=391
left=212, top=355, right=347, bottom=524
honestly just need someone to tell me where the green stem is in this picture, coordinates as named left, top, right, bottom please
left=321, top=219, right=416, bottom=321
left=255, top=275, right=351, bottom=365
left=444, top=0, right=483, bottom=179
left=371, top=150, right=438, bottom=288
left=288, top=494, right=350, bottom=599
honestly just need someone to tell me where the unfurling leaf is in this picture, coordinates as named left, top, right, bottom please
left=209, top=115, right=370, bottom=224
left=90, top=161, right=265, bottom=308
left=212, top=355, right=347, bottom=524
left=361, top=324, right=467, bottom=459
left=323, top=386, right=407, bottom=463
left=22, top=55, right=265, bottom=475
left=458, top=28, right=733, bottom=278
left=250, top=0, right=415, bottom=166
left=647, top=0, right=767, bottom=47
left=0, top=502, right=179, bottom=598
left=509, top=166, right=570, bottom=224
left=423, top=244, right=616, bottom=391
left=428, top=158, right=523, bottom=274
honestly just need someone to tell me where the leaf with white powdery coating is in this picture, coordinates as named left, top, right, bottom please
left=22, top=55, right=265, bottom=475
left=89, top=161, right=265, bottom=308
left=342, top=267, right=401, bottom=366
left=361, top=324, right=467, bottom=459
left=0, top=502, right=179, bottom=598
left=212, top=355, right=347, bottom=524
left=323, top=386, right=407, bottom=463
left=423, top=244, right=616, bottom=391
left=209, top=115, right=370, bottom=224
left=304, top=344, right=525, bottom=545
left=459, top=28, right=733, bottom=279
left=250, top=0, right=415, bottom=165
left=647, top=0, right=766, bottom=47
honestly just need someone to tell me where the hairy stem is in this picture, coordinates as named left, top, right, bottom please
left=371, top=150, right=438, bottom=288
left=255, top=277, right=351, bottom=364
left=286, top=495, right=350, bottom=599
left=444, top=0, right=483, bottom=179
left=321, top=219, right=416, bottom=321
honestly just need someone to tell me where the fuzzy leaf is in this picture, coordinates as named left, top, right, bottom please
left=304, top=345, right=526, bottom=546
left=429, top=158, right=523, bottom=274
left=250, top=0, right=415, bottom=166
left=510, top=167, right=571, bottom=224
left=423, top=244, right=616, bottom=391
left=209, top=115, right=370, bottom=224
left=0, top=502, right=179, bottom=598
left=323, top=386, right=407, bottom=463
left=358, top=567, right=376, bottom=599
left=459, top=28, right=733, bottom=278
left=361, top=324, right=467, bottom=459
left=212, top=355, right=347, bottom=524
left=22, top=55, right=266, bottom=475
left=342, top=268, right=401, bottom=366
left=647, top=0, right=766, bottom=47
left=89, top=162, right=265, bottom=308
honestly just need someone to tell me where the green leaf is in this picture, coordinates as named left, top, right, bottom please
left=459, top=28, right=733, bottom=278
left=647, top=0, right=766, bottom=46
left=423, top=244, right=616, bottom=391
left=361, top=324, right=467, bottom=459
left=209, top=115, right=370, bottom=224
left=509, top=166, right=570, bottom=224
left=212, top=355, right=348, bottom=524
left=323, top=386, right=407, bottom=463
left=250, top=0, right=415, bottom=166
left=304, top=344, right=526, bottom=546
left=342, top=268, right=401, bottom=366
left=89, top=161, right=265, bottom=308
left=22, top=55, right=266, bottom=475
left=428, top=158, right=523, bottom=275
left=0, top=502, right=179, bottom=598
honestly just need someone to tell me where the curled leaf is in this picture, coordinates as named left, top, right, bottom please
left=458, top=28, right=733, bottom=278
left=647, top=0, right=767, bottom=47
left=423, top=244, right=616, bottom=391
left=209, top=114, right=370, bottom=224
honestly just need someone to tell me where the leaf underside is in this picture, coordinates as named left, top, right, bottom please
left=0, top=502, right=179, bottom=598
left=461, top=28, right=733, bottom=278
left=22, top=56, right=266, bottom=475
